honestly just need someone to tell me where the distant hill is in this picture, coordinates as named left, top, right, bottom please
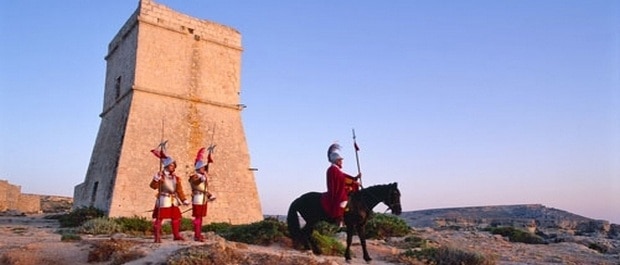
left=400, top=204, right=618, bottom=238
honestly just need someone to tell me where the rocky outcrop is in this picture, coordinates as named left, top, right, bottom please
left=400, top=204, right=620, bottom=256
left=40, top=196, right=72, bottom=213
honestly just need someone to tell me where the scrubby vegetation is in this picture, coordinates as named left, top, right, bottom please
left=484, top=226, right=545, bottom=244
left=365, top=213, right=411, bottom=239
left=114, top=216, right=152, bottom=235
left=79, top=217, right=122, bottom=234
left=207, top=217, right=288, bottom=246
left=53, top=206, right=105, bottom=227
left=60, top=233, right=82, bottom=241
left=162, top=218, right=193, bottom=234
left=395, top=246, right=497, bottom=265
left=588, top=242, right=609, bottom=253
left=53, top=208, right=506, bottom=265
left=88, top=239, right=145, bottom=265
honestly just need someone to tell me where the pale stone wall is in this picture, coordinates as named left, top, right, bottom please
left=74, top=0, right=262, bottom=224
left=16, top=194, right=41, bottom=213
left=0, top=180, right=41, bottom=213
left=0, top=180, right=20, bottom=211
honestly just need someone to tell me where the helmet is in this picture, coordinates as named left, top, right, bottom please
left=329, top=151, right=343, bottom=163
left=162, top=157, right=175, bottom=167
left=195, top=160, right=206, bottom=170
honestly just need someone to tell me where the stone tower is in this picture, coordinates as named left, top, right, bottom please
left=73, top=0, right=263, bottom=224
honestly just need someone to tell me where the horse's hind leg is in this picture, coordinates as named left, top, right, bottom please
left=301, top=224, right=322, bottom=255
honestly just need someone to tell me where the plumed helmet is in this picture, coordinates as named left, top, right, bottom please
left=329, top=151, right=343, bottom=163
left=194, top=147, right=206, bottom=170
left=162, top=157, right=175, bottom=167
left=327, top=143, right=343, bottom=163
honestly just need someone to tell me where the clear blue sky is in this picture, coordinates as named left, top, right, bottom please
left=1, top=1, right=619, bottom=223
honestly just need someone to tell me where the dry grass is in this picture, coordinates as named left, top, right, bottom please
left=87, top=238, right=145, bottom=265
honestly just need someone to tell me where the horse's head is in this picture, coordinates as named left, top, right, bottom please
left=384, top=182, right=402, bottom=215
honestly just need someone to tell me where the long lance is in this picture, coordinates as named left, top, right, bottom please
left=183, top=124, right=217, bottom=214
left=352, top=128, right=362, bottom=187
left=202, top=123, right=217, bottom=206
left=157, top=119, right=165, bottom=220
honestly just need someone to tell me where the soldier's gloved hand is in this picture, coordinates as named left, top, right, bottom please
left=182, top=199, right=190, bottom=206
left=339, top=201, right=348, bottom=208
left=153, top=174, right=162, bottom=182
left=199, top=175, right=206, bottom=182
left=208, top=194, right=216, bottom=202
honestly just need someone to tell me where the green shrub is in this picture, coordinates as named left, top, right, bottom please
left=365, top=213, right=410, bottom=239
left=311, top=230, right=345, bottom=256
left=58, top=207, right=105, bottom=227
left=202, top=222, right=233, bottom=234
left=389, top=235, right=428, bottom=249
left=314, top=221, right=340, bottom=237
left=162, top=218, right=193, bottom=234
left=485, top=226, right=545, bottom=244
left=115, top=216, right=152, bottom=235
left=221, top=217, right=288, bottom=245
left=79, top=217, right=122, bottom=235
left=402, top=246, right=496, bottom=265
left=60, top=233, right=82, bottom=241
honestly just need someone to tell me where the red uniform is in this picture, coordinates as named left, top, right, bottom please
left=321, top=164, right=359, bottom=219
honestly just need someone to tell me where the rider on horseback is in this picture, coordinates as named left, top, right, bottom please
left=322, top=143, right=361, bottom=226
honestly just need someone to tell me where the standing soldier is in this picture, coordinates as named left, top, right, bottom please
left=150, top=149, right=190, bottom=243
left=188, top=146, right=216, bottom=242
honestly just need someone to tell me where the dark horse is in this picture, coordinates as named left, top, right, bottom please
left=287, top=182, right=402, bottom=262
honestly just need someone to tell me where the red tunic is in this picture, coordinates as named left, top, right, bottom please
left=320, top=164, right=358, bottom=219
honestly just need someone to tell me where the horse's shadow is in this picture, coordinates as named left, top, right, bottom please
left=287, top=182, right=402, bottom=262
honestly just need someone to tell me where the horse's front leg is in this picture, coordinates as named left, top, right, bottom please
left=344, top=226, right=354, bottom=261
left=357, top=225, right=372, bottom=262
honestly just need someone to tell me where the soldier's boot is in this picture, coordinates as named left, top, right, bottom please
left=153, top=219, right=162, bottom=243
left=193, top=218, right=204, bottom=242
left=172, top=218, right=185, bottom=241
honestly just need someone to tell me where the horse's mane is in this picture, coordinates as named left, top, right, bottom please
left=357, top=183, right=395, bottom=195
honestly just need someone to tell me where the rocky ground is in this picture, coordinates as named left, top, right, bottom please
left=0, top=214, right=618, bottom=265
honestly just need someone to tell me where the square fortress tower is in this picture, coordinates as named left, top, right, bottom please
left=74, top=0, right=262, bottom=224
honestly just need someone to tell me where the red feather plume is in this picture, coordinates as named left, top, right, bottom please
left=195, top=147, right=206, bottom=164
left=150, top=149, right=167, bottom=159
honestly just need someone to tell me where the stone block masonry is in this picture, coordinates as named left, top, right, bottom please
left=74, top=0, right=262, bottom=224
left=0, top=180, right=41, bottom=214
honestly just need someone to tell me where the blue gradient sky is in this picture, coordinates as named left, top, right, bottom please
left=1, top=1, right=618, bottom=223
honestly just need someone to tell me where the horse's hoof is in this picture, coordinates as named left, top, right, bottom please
left=364, top=257, right=373, bottom=263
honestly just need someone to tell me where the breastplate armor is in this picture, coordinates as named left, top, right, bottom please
left=161, top=175, right=176, bottom=194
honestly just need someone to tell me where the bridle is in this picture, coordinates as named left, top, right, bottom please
left=383, top=189, right=401, bottom=214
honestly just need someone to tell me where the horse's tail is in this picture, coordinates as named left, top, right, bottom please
left=287, top=197, right=302, bottom=242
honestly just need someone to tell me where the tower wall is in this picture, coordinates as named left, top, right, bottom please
left=74, top=0, right=262, bottom=224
